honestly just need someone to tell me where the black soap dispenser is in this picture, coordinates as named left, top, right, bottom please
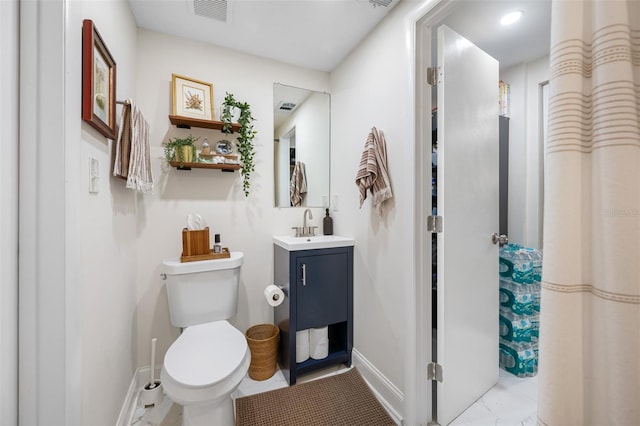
left=323, top=208, right=333, bottom=235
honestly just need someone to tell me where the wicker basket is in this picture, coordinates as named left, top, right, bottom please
left=245, top=324, right=280, bottom=381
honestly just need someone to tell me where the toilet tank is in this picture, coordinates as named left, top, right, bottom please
left=161, top=252, right=244, bottom=328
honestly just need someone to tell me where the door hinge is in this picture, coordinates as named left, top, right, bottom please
left=427, top=362, right=443, bottom=382
left=427, top=215, right=443, bottom=233
left=427, top=67, right=439, bottom=86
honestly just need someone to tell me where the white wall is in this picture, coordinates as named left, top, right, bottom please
left=134, top=29, right=330, bottom=367
left=0, top=1, right=19, bottom=424
left=500, top=55, right=549, bottom=249
left=330, top=0, right=423, bottom=416
left=65, top=1, right=140, bottom=424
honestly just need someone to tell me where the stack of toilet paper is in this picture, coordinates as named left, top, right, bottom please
left=296, top=326, right=329, bottom=362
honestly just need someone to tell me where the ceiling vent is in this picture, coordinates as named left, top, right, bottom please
left=369, top=0, right=392, bottom=7
left=189, top=0, right=232, bottom=23
left=277, top=102, right=298, bottom=112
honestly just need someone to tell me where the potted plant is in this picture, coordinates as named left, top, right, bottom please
left=164, top=135, right=199, bottom=167
left=221, top=92, right=257, bottom=197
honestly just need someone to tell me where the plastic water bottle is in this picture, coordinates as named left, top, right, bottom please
left=524, top=247, right=543, bottom=282
left=530, top=314, right=540, bottom=342
left=532, top=282, right=541, bottom=312
left=499, top=279, right=535, bottom=315
left=499, top=339, right=537, bottom=377
left=499, top=244, right=534, bottom=284
left=513, top=249, right=534, bottom=284
left=499, top=309, right=532, bottom=343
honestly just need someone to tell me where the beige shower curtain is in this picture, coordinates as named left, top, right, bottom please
left=539, top=1, right=640, bottom=424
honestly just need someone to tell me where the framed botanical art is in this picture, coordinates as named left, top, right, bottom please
left=172, top=74, right=214, bottom=121
left=82, top=19, right=117, bottom=139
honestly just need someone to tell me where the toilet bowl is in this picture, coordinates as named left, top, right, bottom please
left=161, top=320, right=250, bottom=426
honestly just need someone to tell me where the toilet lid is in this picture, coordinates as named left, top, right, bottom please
left=164, top=321, right=248, bottom=388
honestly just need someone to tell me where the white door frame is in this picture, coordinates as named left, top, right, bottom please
left=19, top=0, right=82, bottom=424
left=406, top=1, right=463, bottom=424
left=0, top=1, right=19, bottom=424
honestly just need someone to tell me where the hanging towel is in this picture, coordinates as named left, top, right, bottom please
left=113, top=102, right=131, bottom=179
left=290, top=161, right=308, bottom=207
left=113, top=101, right=154, bottom=194
left=355, top=127, right=393, bottom=213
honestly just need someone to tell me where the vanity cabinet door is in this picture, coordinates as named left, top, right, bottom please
left=295, top=251, right=349, bottom=330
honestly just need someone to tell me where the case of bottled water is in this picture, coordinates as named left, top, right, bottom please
left=499, top=338, right=538, bottom=377
left=498, top=244, right=542, bottom=376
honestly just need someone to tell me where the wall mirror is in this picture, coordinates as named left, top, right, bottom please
left=273, top=83, right=330, bottom=207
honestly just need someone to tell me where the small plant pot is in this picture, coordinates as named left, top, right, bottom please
left=178, top=146, right=194, bottom=163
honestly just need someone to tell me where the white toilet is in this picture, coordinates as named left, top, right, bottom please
left=160, top=252, right=250, bottom=426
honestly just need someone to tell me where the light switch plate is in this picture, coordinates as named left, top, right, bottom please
left=332, top=194, right=339, bottom=212
left=89, top=157, right=99, bottom=194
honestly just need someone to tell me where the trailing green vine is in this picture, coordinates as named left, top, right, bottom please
left=221, top=92, right=257, bottom=197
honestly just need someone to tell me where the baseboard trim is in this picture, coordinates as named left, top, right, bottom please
left=352, top=349, right=404, bottom=425
left=116, top=367, right=140, bottom=426
left=116, top=365, right=163, bottom=426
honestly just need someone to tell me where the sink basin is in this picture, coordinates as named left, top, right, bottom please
left=273, top=235, right=355, bottom=251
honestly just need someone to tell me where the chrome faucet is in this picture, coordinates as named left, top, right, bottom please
left=292, top=208, right=318, bottom=237
left=303, top=208, right=313, bottom=228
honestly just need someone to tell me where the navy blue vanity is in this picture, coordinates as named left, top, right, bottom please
left=273, top=237, right=354, bottom=385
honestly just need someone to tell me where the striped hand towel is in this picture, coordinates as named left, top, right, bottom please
left=290, top=161, right=308, bottom=207
left=113, top=101, right=154, bottom=194
left=355, top=127, right=393, bottom=213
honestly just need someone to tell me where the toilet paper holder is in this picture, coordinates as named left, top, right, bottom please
left=273, top=285, right=285, bottom=301
left=264, top=285, right=287, bottom=307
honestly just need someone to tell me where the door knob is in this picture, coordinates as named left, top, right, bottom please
left=492, top=233, right=508, bottom=245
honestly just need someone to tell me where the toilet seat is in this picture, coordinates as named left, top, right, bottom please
left=163, top=320, right=248, bottom=389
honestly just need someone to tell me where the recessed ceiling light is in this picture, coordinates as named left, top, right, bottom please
left=500, top=10, right=524, bottom=26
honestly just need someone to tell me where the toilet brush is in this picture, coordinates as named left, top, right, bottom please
left=140, top=337, right=163, bottom=408
left=149, top=338, right=158, bottom=390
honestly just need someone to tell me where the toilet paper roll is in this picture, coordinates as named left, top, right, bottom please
left=309, top=326, right=329, bottom=360
left=264, top=285, right=285, bottom=307
left=296, top=329, right=310, bottom=363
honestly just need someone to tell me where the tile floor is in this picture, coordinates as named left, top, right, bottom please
left=450, top=370, right=538, bottom=426
left=130, top=367, right=537, bottom=425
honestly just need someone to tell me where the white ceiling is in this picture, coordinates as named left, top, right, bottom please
left=439, top=0, right=551, bottom=70
left=128, top=0, right=399, bottom=72
left=128, top=0, right=551, bottom=73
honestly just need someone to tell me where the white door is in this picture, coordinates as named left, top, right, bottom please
left=435, top=25, right=500, bottom=425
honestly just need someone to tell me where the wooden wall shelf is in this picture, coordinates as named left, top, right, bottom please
left=168, top=161, right=241, bottom=172
left=168, top=115, right=241, bottom=132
